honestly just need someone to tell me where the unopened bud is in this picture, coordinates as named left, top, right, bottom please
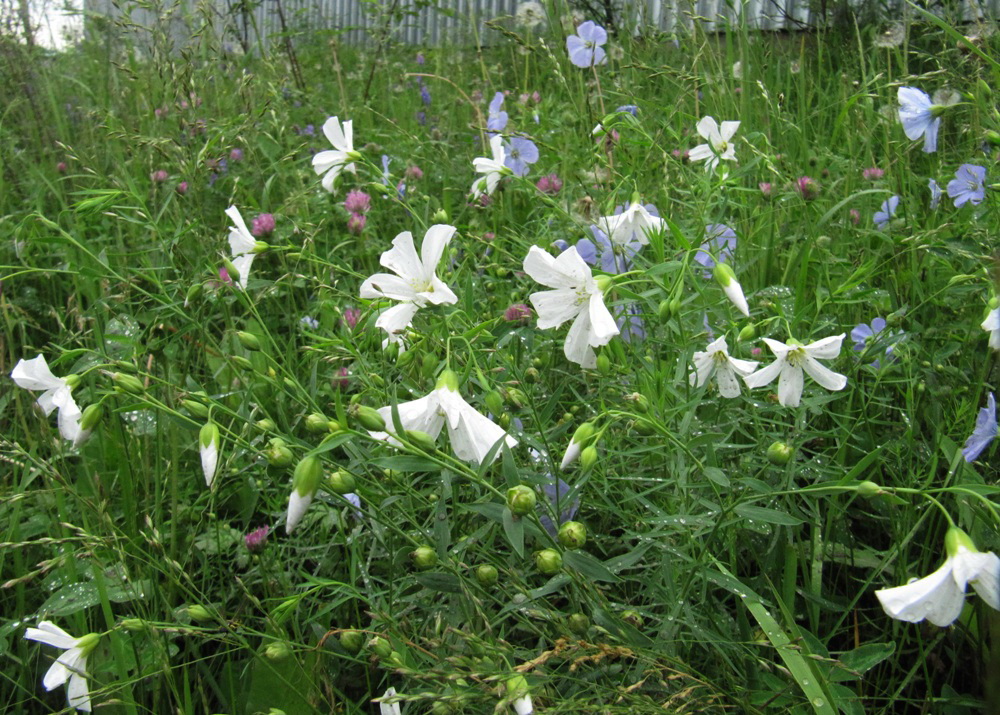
left=566, top=613, right=589, bottom=634
left=187, top=604, right=214, bottom=622
left=534, top=548, right=563, bottom=575
left=292, top=456, right=323, bottom=496
left=421, top=353, right=439, bottom=379
left=222, top=259, right=241, bottom=284
left=485, top=391, right=504, bottom=415
left=185, top=283, right=202, bottom=306
left=411, top=545, right=438, bottom=570
left=182, top=399, right=210, bottom=418
left=305, top=412, right=330, bottom=433
left=766, top=441, right=794, bottom=465
left=339, top=630, right=364, bottom=654
left=431, top=208, right=448, bottom=223
left=112, top=372, right=144, bottom=395
left=857, top=480, right=882, bottom=498
left=349, top=404, right=386, bottom=431
left=265, top=641, right=291, bottom=660
left=237, top=331, right=262, bottom=351
left=266, top=438, right=294, bottom=467
left=579, top=446, right=598, bottom=472
left=256, top=418, right=276, bottom=431
left=507, top=485, right=537, bottom=516
left=367, top=636, right=393, bottom=658
left=120, top=618, right=147, bottom=632
left=596, top=354, right=611, bottom=375
left=658, top=299, right=672, bottom=321
left=475, top=564, right=499, bottom=586
left=738, top=325, right=756, bottom=342
left=230, top=355, right=254, bottom=370
left=406, top=429, right=437, bottom=452
left=328, top=470, right=356, bottom=494
left=506, top=388, right=527, bottom=408
left=80, top=403, right=104, bottom=431
left=558, top=520, right=587, bottom=549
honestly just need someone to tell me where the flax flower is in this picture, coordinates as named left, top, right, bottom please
left=523, top=245, right=619, bottom=368
left=691, top=336, right=758, bottom=398
left=688, top=116, right=739, bottom=172
left=312, top=116, right=359, bottom=193
left=471, top=135, right=510, bottom=198
left=743, top=334, right=848, bottom=407
left=597, top=200, right=664, bottom=247
left=226, top=205, right=268, bottom=290
left=983, top=306, right=1000, bottom=350
left=24, top=621, right=99, bottom=712
left=11, top=354, right=83, bottom=443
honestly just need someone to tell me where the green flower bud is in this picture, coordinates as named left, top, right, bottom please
left=237, top=331, right=262, bottom=351
left=630, top=393, right=650, bottom=413
left=713, top=262, right=736, bottom=288
left=485, top=390, right=504, bottom=416
left=369, top=373, right=386, bottom=388
left=411, top=545, right=438, bottom=570
left=339, top=630, right=364, bottom=654
left=534, top=548, right=563, bottom=575
left=596, top=354, right=611, bottom=375
left=421, top=353, right=439, bottom=379
left=230, top=355, right=254, bottom=371
left=349, top=404, right=386, bottom=431
left=266, top=438, right=294, bottom=467
left=579, top=446, right=598, bottom=472
left=766, top=441, right=794, bottom=465
left=75, top=633, right=101, bottom=656
left=185, top=283, right=203, bottom=305
left=79, top=403, right=104, bottom=432
left=498, top=413, right=512, bottom=429
left=199, top=422, right=220, bottom=451
left=621, top=609, right=644, bottom=628
left=945, top=526, right=978, bottom=557
left=594, top=275, right=613, bottom=294
left=978, top=77, right=992, bottom=99
left=475, top=564, right=499, bottom=586
left=328, top=470, right=356, bottom=494
left=406, top=429, right=437, bottom=452
left=506, top=388, right=527, bottom=409
left=327, top=420, right=342, bottom=433
left=305, top=412, right=330, bottom=433
left=222, top=258, right=241, bottom=284
left=857, top=480, right=882, bottom=498
left=566, top=613, right=590, bottom=635
left=264, top=641, right=291, bottom=660
left=120, top=618, right=147, bottom=632
left=634, top=418, right=656, bottom=436
left=738, top=325, right=756, bottom=342
left=435, top=368, right=459, bottom=392
left=112, top=372, right=145, bottom=395
left=507, top=485, right=537, bottom=516
left=292, top=456, right=323, bottom=497
left=506, top=675, right=529, bottom=700
left=669, top=297, right=682, bottom=315
left=182, top=399, right=210, bottom=418
left=395, top=345, right=412, bottom=366
left=187, top=604, right=214, bottom=622
left=432, top=208, right=449, bottom=223
left=558, top=520, right=587, bottom=549
left=367, top=636, right=393, bottom=658
left=524, top=367, right=540, bottom=384
left=658, top=299, right=672, bottom=321
left=256, top=418, right=276, bottom=431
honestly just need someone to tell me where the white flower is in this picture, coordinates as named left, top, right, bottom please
left=513, top=694, right=534, bottom=714
left=598, top=201, right=665, bottom=247
left=312, top=116, right=358, bottom=193
left=24, top=621, right=99, bottom=712
left=286, top=456, right=323, bottom=534
left=225, top=205, right=266, bottom=290
left=713, top=263, right=750, bottom=317
left=199, top=423, right=220, bottom=488
left=377, top=687, right=401, bottom=715
left=875, top=528, right=1000, bottom=627
left=743, top=334, right=848, bottom=407
left=370, top=369, right=517, bottom=466
left=560, top=422, right=594, bottom=470
left=732, top=60, right=743, bottom=79
left=523, top=245, right=619, bottom=368
left=471, top=134, right=509, bottom=198
left=691, top=336, right=758, bottom=398
left=515, top=0, right=545, bottom=28
left=982, top=306, right=1000, bottom=350
left=688, top=116, right=740, bottom=172
left=11, top=354, right=83, bottom=442
left=360, top=225, right=458, bottom=344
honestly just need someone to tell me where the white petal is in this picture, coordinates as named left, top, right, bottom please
left=225, top=206, right=255, bottom=253
left=286, top=490, right=314, bottom=534
left=200, top=442, right=218, bottom=488
left=529, top=289, right=584, bottom=330
left=321, top=116, right=347, bottom=150
left=564, top=310, right=596, bottom=368
left=420, top=224, right=456, bottom=278
left=723, top=279, right=750, bottom=317
left=726, top=356, right=759, bottom=376
left=374, top=392, right=446, bottom=443
left=230, top=253, right=255, bottom=290
left=560, top=441, right=582, bottom=470
left=320, top=164, right=341, bottom=193
left=716, top=363, right=742, bottom=398
left=876, top=559, right=965, bottom=627
left=743, top=358, right=783, bottom=389
left=587, top=292, right=620, bottom=346
left=687, top=144, right=714, bottom=163
left=342, top=119, right=354, bottom=151
left=380, top=231, right=423, bottom=283
left=445, top=397, right=516, bottom=465
left=42, top=659, right=71, bottom=691
left=489, top=134, right=506, bottom=162
left=523, top=245, right=589, bottom=289
left=982, top=308, right=1000, bottom=331
left=776, top=363, right=804, bottom=407
left=803, top=334, right=845, bottom=359
left=360, top=273, right=420, bottom=302
left=696, top=116, right=721, bottom=142
left=513, top=694, right=534, bottom=715
left=719, top=120, right=740, bottom=141
left=421, top=276, right=458, bottom=306
left=802, top=357, right=848, bottom=392
left=68, top=670, right=92, bottom=712
left=311, top=149, right=343, bottom=176
left=11, top=355, right=65, bottom=392
left=691, top=351, right=716, bottom=388
left=25, top=622, right=76, bottom=650
left=374, top=302, right=420, bottom=337
left=379, top=687, right=402, bottom=715
left=967, top=551, right=1000, bottom=610
left=761, top=337, right=791, bottom=356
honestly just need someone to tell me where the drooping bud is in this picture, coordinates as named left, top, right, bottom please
left=74, top=403, right=104, bottom=447
left=411, top=545, right=438, bottom=570
left=287, top=455, right=323, bottom=534
left=256, top=418, right=276, bottom=431
left=534, top=548, right=563, bottom=575
left=305, top=412, right=330, bottom=433
left=184, top=283, right=202, bottom=307
left=339, top=630, right=364, bottom=654
left=327, top=470, right=356, bottom=494
left=349, top=404, right=386, bottom=431
left=435, top=368, right=460, bottom=392
left=475, top=564, right=499, bottom=586
left=507, top=485, right=537, bottom=516
left=658, top=299, right=672, bottom=321
left=111, top=372, right=145, bottom=395
left=506, top=675, right=532, bottom=715
left=558, top=520, right=587, bottom=549
left=421, top=353, right=439, bottom=380
left=857, top=480, right=882, bottom=498
left=222, top=259, right=241, bottom=284
left=199, top=422, right=221, bottom=487
left=596, top=354, right=611, bottom=375
left=182, top=398, right=210, bottom=418
left=405, top=429, right=437, bottom=452
left=560, top=422, right=595, bottom=470
left=594, top=275, right=613, bottom=294
left=229, top=355, right=254, bottom=370
left=944, top=526, right=978, bottom=557
left=264, top=641, right=291, bottom=660
left=237, top=331, right=262, bottom=351
left=485, top=390, right=504, bottom=416
left=187, top=604, right=214, bottom=622
left=579, top=446, right=598, bottom=472
left=367, top=636, right=393, bottom=658
left=766, top=441, right=794, bottom=465
left=713, top=263, right=750, bottom=317
left=738, top=324, right=756, bottom=342
left=265, top=438, right=294, bottom=467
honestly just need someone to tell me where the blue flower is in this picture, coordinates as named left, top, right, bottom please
left=616, top=104, right=639, bottom=116
left=381, top=155, right=391, bottom=185
left=898, top=87, right=940, bottom=153
left=300, top=315, right=320, bottom=330
left=576, top=225, right=641, bottom=274
left=420, top=83, right=431, bottom=106
left=416, top=110, right=427, bottom=126
left=928, top=178, right=942, bottom=210
left=616, top=303, right=645, bottom=342
left=539, top=478, right=580, bottom=536
left=946, top=164, right=986, bottom=207
left=694, top=224, right=737, bottom=276
left=486, top=91, right=508, bottom=134
left=873, top=195, right=899, bottom=230
left=962, top=392, right=997, bottom=463
left=503, top=137, right=539, bottom=177
left=566, top=21, right=607, bottom=68
left=851, top=317, right=903, bottom=368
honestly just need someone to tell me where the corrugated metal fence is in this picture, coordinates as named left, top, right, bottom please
left=86, top=0, right=1000, bottom=49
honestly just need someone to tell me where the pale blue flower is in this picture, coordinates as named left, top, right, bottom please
left=946, top=164, right=986, bottom=207
left=851, top=317, right=903, bottom=368
left=874, top=196, right=899, bottom=229
left=928, top=178, right=942, bottom=210
left=963, top=393, right=997, bottom=463
left=566, top=21, right=607, bottom=68
left=616, top=303, right=645, bottom=342
left=616, top=104, right=638, bottom=115
left=487, top=91, right=508, bottom=134
left=694, top=224, right=737, bottom=276
left=576, top=225, right=641, bottom=274
left=898, top=87, right=940, bottom=153
left=539, top=478, right=580, bottom=536
left=504, top=137, right=539, bottom=177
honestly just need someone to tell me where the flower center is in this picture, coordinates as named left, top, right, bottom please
left=786, top=347, right=807, bottom=367
left=712, top=351, right=729, bottom=365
